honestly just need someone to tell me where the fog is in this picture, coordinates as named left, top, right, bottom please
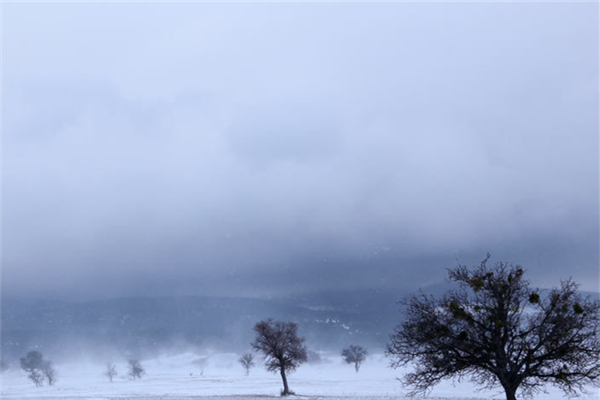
left=1, top=4, right=599, bottom=400
left=2, top=2, right=598, bottom=303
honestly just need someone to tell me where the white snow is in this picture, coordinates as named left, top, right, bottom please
left=1, top=352, right=598, bottom=400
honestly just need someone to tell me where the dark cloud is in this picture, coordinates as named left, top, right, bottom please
left=2, top=2, right=598, bottom=300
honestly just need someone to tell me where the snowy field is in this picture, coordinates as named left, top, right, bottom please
left=1, top=352, right=598, bottom=400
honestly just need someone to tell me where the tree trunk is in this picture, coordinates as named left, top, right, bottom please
left=280, top=367, right=290, bottom=395
left=501, top=382, right=517, bottom=400
left=355, top=362, right=360, bottom=372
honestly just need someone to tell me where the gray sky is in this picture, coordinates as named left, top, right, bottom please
left=2, top=2, right=598, bottom=300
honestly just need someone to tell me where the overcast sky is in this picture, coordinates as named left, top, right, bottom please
left=2, top=2, right=598, bottom=301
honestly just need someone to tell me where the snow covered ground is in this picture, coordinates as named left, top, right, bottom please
left=1, top=352, right=598, bottom=400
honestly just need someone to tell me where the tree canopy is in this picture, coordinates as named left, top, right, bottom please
left=342, top=345, right=367, bottom=372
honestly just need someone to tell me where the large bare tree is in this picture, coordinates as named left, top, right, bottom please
left=386, top=255, right=600, bottom=400
left=252, top=319, right=307, bottom=396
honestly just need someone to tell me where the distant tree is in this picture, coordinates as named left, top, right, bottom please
left=41, top=360, right=57, bottom=386
left=19, top=350, right=46, bottom=386
left=127, top=359, right=145, bottom=380
left=342, top=345, right=367, bottom=372
left=105, top=362, right=118, bottom=382
left=386, top=255, right=600, bottom=400
left=239, top=353, right=255, bottom=376
left=252, top=318, right=308, bottom=396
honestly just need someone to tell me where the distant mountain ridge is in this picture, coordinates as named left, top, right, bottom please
left=1, top=287, right=424, bottom=362
left=6, top=283, right=591, bottom=363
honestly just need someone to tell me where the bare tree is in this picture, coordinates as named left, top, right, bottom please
left=342, top=345, right=367, bottom=372
left=252, top=318, right=307, bottom=396
left=29, top=369, right=45, bottom=387
left=386, top=255, right=600, bottom=400
left=105, top=363, right=118, bottom=382
left=19, top=350, right=46, bottom=387
left=127, top=359, right=145, bottom=380
left=41, top=360, right=57, bottom=386
left=239, top=353, right=255, bottom=376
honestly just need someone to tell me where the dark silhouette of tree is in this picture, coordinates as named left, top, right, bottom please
left=342, top=345, right=367, bottom=372
left=252, top=318, right=307, bottom=396
left=105, top=363, right=118, bottom=382
left=386, top=255, right=600, bottom=400
left=239, top=353, right=255, bottom=376
left=19, top=350, right=46, bottom=386
left=127, top=359, right=145, bottom=380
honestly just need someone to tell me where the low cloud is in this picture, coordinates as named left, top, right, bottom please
left=2, top=2, right=598, bottom=299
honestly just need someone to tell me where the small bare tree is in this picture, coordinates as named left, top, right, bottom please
left=252, top=318, right=307, bottom=396
left=29, top=369, right=45, bottom=386
left=342, top=345, right=367, bottom=372
left=239, top=353, right=255, bottom=376
left=127, top=359, right=145, bottom=380
left=19, top=350, right=46, bottom=387
left=105, top=363, right=118, bottom=382
left=41, top=360, right=57, bottom=386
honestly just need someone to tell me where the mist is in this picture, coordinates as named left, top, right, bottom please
left=1, top=3, right=599, bottom=399
left=2, top=2, right=598, bottom=301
